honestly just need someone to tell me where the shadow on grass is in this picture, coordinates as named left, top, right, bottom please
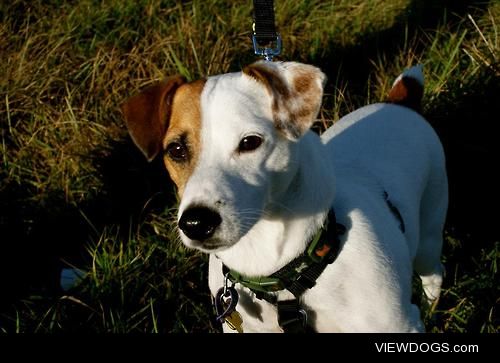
left=428, top=69, right=500, bottom=248
left=0, top=136, right=176, bottom=317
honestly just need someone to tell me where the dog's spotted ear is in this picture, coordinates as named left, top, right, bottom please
left=243, top=61, right=326, bottom=139
left=121, top=76, right=186, bottom=161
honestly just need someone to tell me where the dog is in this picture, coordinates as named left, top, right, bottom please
left=121, top=61, right=448, bottom=332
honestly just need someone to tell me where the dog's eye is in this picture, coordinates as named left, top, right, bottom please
left=238, top=135, right=263, bottom=153
left=165, top=141, right=188, bottom=161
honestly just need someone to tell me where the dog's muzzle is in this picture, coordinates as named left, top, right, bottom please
left=179, top=206, right=222, bottom=242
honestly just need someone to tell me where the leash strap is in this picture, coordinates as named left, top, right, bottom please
left=252, top=0, right=281, bottom=60
left=253, top=0, right=277, bottom=45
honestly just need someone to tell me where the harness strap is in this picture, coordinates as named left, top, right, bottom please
left=277, top=300, right=309, bottom=333
left=273, top=210, right=343, bottom=298
left=286, top=259, right=328, bottom=297
left=221, top=209, right=345, bottom=333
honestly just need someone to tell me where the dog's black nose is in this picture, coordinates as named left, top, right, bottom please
left=179, top=206, right=222, bottom=241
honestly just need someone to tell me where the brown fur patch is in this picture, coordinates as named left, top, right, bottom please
left=387, top=76, right=423, bottom=113
left=162, top=79, right=205, bottom=195
left=243, top=62, right=323, bottom=139
left=121, top=76, right=186, bottom=161
left=243, top=63, right=290, bottom=100
left=293, top=73, right=313, bottom=94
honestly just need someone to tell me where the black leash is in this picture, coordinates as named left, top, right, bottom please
left=252, top=0, right=281, bottom=61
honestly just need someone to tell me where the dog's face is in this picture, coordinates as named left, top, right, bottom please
left=122, top=61, right=325, bottom=252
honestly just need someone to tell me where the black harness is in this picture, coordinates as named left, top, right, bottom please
left=218, top=210, right=345, bottom=333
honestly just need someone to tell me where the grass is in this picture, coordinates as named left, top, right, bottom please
left=0, top=0, right=499, bottom=333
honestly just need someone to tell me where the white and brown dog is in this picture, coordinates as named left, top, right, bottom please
left=121, top=61, right=448, bottom=332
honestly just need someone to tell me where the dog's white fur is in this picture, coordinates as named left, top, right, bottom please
left=180, top=62, right=446, bottom=332
left=126, top=61, right=448, bottom=332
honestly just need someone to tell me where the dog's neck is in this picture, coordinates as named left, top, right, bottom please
left=216, top=131, right=336, bottom=277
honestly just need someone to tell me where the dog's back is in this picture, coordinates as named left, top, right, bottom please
left=320, top=66, right=448, bottom=322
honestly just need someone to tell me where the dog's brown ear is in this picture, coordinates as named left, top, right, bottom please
left=121, top=76, right=186, bottom=161
left=243, top=61, right=326, bottom=139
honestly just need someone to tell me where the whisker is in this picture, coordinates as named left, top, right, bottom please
left=267, top=200, right=295, bottom=214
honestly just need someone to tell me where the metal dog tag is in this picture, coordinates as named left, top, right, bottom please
left=225, top=310, right=243, bottom=333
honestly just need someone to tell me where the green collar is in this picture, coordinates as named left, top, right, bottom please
left=223, top=209, right=345, bottom=298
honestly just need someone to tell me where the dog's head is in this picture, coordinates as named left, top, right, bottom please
left=122, top=61, right=325, bottom=252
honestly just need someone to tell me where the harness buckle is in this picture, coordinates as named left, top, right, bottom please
left=277, top=300, right=308, bottom=332
left=252, top=32, right=282, bottom=61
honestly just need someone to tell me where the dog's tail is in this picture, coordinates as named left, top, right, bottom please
left=386, top=65, right=424, bottom=113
